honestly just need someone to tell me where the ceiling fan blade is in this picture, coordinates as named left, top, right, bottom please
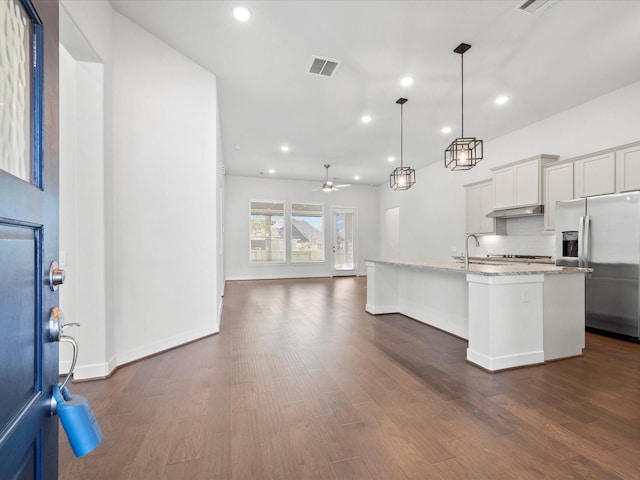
left=334, top=184, right=351, bottom=188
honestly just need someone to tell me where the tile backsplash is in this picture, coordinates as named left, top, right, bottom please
left=474, top=216, right=556, bottom=257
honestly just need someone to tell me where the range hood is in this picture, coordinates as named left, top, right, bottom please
left=486, top=205, right=544, bottom=218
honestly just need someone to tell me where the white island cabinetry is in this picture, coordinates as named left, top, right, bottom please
left=365, top=259, right=589, bottom=372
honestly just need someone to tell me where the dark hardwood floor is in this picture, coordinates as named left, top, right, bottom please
left=59, top=277, right=640, bottom=479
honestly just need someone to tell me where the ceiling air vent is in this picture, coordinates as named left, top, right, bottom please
left=306, top=55, right=342, bottom=78
left=517, top=0, right=554, bottom=15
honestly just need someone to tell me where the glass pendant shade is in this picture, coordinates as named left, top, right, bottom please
left=389, top=97, right=415, bottom=190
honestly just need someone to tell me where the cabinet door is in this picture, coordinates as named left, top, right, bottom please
left=544, top=163, right=574, bottom=231
left=493, top=168, right=514, bottom=209
left=574, top=153, right=615, bottom=197
left=616, top=145, right=640, bottom=192
left=466, top=182, right=495, bottom=234
left=514, top=159, right=540, bottom=206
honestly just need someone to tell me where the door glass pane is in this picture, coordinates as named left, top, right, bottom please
left=0, top=0, right=33, bottom=183
left=334, top=212, right=354, bottom=270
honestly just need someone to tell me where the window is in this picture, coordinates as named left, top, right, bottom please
left=291, top=203, right=324, bottom=262
left=250, top=201, right=285, bottom=262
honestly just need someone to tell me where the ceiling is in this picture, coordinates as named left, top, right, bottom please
left=109, top=0, right=640, bottom=186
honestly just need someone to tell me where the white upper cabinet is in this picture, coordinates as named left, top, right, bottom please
left=492, top=155, right=558, bottom=210
left=574, top=152, right=615, bottom=198
left=616, top=145, right=640, bottom=193
left=464, top=179, right=505, bottom=235
left=544, top=162, right=574, bottom=231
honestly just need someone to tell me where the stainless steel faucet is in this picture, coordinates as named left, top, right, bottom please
left=465, top=234, right=480, bottom=270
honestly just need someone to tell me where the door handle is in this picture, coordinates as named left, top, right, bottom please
left=47, top=307, right=80, bottom=388
left=49, top=260, right=66, bottom=291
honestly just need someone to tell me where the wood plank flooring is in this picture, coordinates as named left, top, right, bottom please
left=59, top=277, right=640, bottom=479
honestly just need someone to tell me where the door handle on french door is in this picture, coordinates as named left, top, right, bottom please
left=49, top=260, right=66, bottom=291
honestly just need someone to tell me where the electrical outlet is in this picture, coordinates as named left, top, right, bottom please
left=521, top=288, right=529, bottom=303
left=451, top=246, right=457, bottom=252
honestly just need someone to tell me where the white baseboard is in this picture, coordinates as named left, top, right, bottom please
left=115, top=324, right=218, bottom=368
left=60, top=355, right=118, bottom=381
left=226, top=273, right=332, bottom=281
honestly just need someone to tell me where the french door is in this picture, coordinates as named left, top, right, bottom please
left=0, top=0, right=60, bottom=478
left=331, top=207, right=357, bottom=276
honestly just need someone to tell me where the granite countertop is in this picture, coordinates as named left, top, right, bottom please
left=450, top=255, right=556, bottom=265
left=365, top=258, right=592, bottom=276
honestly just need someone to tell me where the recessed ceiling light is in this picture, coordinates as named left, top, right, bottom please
left=354, top=175, right=360, bottom=180
left=388, top=156, right=396, bottom=163
left=268, top=169, right=275, bottom=174
left=233, top=144, right=241, bottom=151
left=280, top=145, right=289, bottom=152
left=400, top=76, right=414, bottom=87
left=233, top=6, right=251, bottom=22
left=441, top=126, right=452, bottom=134
left=361, top=115, right=372, bottom=124
left=495, top=95, right=509, bottom=105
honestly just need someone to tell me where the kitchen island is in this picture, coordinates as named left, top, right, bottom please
left=365, top=259, right=591, bottom=372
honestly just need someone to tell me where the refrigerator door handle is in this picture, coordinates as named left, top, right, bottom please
left=578, top=215, right=585, bottom=267
left=583, top=215, right=591, bottom=268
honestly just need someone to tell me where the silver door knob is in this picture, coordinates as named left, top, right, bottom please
left=49, top=260, right=66, bottom=291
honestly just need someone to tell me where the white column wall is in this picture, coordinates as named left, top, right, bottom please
left=59, top=46, right=109, bottom=378
left=378, top=81, right=640, bottom=261
left=112, top=12, right=220, bottom=365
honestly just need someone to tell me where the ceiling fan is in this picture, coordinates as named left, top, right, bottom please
left=319, top=164, right=351, bottom=192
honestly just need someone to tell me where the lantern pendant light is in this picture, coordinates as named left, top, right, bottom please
left=444, top=43, right=483, bottom=171
left=390, top=98, right=416, bottom=190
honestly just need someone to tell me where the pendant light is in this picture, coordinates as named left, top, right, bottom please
left=390, top=98, right=415, bottom=190
left=444, top=43, right=483, bottom=171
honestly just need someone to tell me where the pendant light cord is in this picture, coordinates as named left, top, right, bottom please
left=461, top=52, right=464, bottom=138
left=400, top=103, right=404, bottom=168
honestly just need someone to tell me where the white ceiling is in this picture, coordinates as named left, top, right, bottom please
left=110, top=0, right=640, bottom=186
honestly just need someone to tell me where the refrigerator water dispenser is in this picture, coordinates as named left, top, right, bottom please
left=562, top=231, right=579, bottom=257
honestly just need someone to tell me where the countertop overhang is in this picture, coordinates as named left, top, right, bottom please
left=365, top=258, right=592, bottom=276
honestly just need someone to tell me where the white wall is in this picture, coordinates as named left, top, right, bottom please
left=112, top=12, right=220, bottom=365
left=225, top=176, right=378, bottom=280
left=60, top=1, right=224, bottom=378
left=378, top=81, right=640, bottom=260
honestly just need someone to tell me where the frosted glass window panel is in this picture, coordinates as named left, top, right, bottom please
left=0, top=0, right=33, bottom=183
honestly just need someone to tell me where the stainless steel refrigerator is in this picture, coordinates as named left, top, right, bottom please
left=556, top=192, right=640, bottom=340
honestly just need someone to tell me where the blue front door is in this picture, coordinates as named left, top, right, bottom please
left=0, top=0, right=60, bottom=478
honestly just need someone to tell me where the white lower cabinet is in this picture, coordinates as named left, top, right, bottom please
left=544, top=162, right=574, bottom=231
